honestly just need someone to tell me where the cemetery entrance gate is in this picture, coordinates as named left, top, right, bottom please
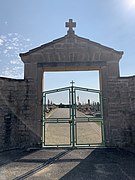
left=42, top=84, right=104, bottom=147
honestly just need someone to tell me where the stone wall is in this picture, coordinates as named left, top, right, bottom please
left=0, top=74, right=135, bottom=151
left=107, top=76, right=135, bottom=147
left=0, top=77, right=41, bottom=151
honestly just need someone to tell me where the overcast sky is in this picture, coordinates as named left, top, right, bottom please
left=0, top=0, right=135, bottom=90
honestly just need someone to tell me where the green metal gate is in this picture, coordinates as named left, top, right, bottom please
left=42, top=84, right=105, bottom=147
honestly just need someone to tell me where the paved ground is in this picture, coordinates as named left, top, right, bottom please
left=0, top=148, right=135, bottom=180
left=44, top=108, right=102, bottom=146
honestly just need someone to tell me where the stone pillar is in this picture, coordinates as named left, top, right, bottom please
left=100, top=60, right=120, bottom=146
left=99, top=65, right=109, bottom=146
left=24, top=62, right=37, bottom=79
left=107, top=61, right=120, bottom=78
left=36, top=66, right=44, bottom=146
left=23, top=62, right=43, bottom=147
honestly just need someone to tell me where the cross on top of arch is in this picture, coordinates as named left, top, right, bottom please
left=65, top=19, right=76, bottom=34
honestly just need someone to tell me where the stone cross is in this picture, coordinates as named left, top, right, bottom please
left=70, top=80, right=75, bottom=86
left=66, top=19, right=76, bottom=34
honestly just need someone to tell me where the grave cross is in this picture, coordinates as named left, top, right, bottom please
left=66, top=19, right=76, bottom=34
left=70, top=80, right=75, bottom=87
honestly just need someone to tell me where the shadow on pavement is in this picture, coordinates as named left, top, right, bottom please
left=0, top=149, right=34, bottom=167
left=0, top=148, right=135, bottom=180
left=14, top=148, right=73, bottom=180
left=60, top=148, right=135, bottom=180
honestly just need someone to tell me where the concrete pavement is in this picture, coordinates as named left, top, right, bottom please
left=0, top=148, right=135, bottom=180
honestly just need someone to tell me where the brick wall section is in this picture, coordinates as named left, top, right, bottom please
left=107, top=76, right=135, bottom=147
left=0, top=77, right=40, bottom=151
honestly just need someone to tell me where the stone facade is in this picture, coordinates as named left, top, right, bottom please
left=106, top=76, right=135, bottom=147
left=0, top=21, right=135, bottom=150
left=0, top=77, right=41, bottom=151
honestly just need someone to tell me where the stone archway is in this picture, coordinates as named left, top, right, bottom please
left=20, top=19, right=123, bottom=147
